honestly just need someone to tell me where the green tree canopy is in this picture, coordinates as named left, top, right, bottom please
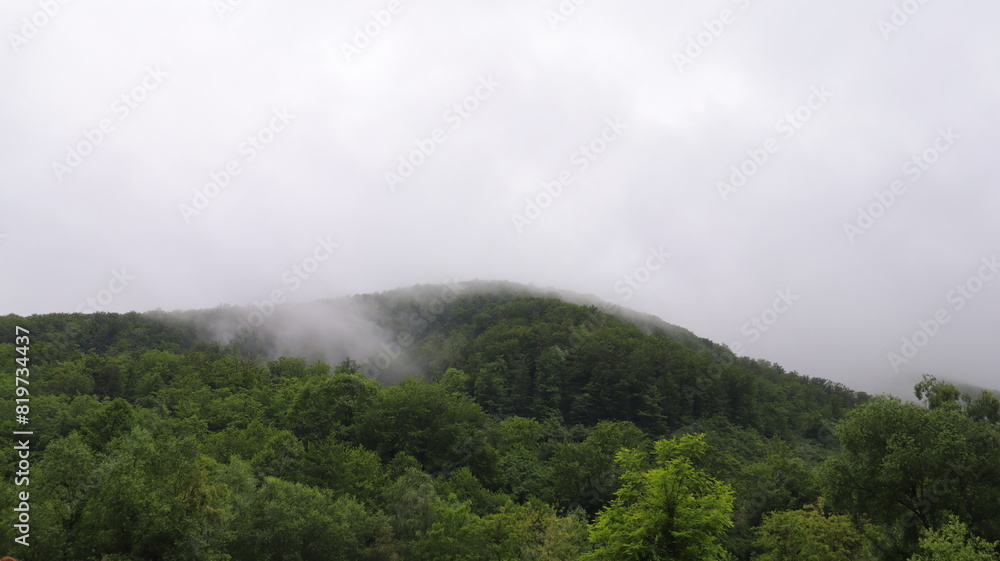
left=908, top=516, right=1000, bottom=561
left=752, top=501, right=875, bottom=561
left=584, top=433, right=734, bottom=561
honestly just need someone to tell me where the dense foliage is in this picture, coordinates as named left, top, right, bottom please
left=0, top=287, right=996, bottom=560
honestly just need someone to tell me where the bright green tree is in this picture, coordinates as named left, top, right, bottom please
left=584, top=433, right=734, bottom=561
left=752, top=501, right=875, bottom=561
left=908, top=516, right=1000, bottom=561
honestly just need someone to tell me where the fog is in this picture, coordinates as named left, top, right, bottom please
left=2, top=0, right=999, bottom=396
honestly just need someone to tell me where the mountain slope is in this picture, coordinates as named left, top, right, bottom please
left=0, top=282, right=908, bottom=561
left=1, top=281, right=867, bottom=441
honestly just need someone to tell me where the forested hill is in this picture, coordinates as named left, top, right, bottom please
left=3, top=283, right=998, bottom=561
left=351, top=281, right=868, bottom=440
left=2, top=281, right=866, bottom=440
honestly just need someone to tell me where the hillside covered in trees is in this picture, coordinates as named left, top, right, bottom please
left=1, top=283, right=998, bottom=560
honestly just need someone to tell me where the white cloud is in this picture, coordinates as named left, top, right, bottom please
left=1, top=0, right=998, bottom=396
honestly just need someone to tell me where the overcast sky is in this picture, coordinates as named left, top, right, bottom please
left=2, top=0, right=998, bottom=396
